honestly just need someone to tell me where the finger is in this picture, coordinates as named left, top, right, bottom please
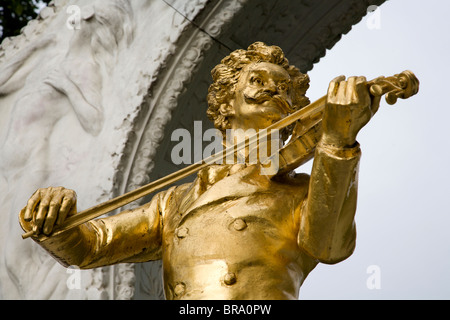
left=355, top=76, right=367, bottom=93
left=331, top=75, right=346, bottom=83
left=355, top=76, right=367, bottom=91
left=346, top=76, right=357, bottom=101
left=356, top=76, right=366, bottom=85
left=34, top=192, right=51, bottom=233
left=327, top=82, right=338, bottom=104
left=328, top=75, right=346, bottom=97
left=56, top=193, right=76, bottom=226
left=24, top=190, right=41, bottom=222
left=355, top=77, right=370, bottom=102
left=337, top=80, right=347, bottom=102
left=43, top=193, right=64, bottom=235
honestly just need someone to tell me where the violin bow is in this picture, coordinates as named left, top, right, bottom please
left=22, top=70, right=419, bottom=240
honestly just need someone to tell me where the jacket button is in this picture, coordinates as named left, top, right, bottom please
left=233, top=218, right=247, bottom=231
left=224, top=272, right=237, bottom=285
left=176, top=227, right=189, bottom=238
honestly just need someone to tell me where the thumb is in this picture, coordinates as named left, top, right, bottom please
left=370, top=95, right=382, bottom=116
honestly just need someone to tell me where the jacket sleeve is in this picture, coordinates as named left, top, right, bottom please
left=298, top=141, right=361, bottom=264
left=28, top=186, right=177, bottom=269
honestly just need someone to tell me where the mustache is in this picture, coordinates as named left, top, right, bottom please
left=244, top=92, right=294, bottom=113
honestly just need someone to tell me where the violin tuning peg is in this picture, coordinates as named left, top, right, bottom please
left=385, top=91, right=399, bottom=105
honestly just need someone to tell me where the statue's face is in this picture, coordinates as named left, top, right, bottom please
left=228, top=62, right=293, bottom=131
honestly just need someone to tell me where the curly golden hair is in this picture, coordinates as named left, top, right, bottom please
left=206, top=42, right=310, bottom=141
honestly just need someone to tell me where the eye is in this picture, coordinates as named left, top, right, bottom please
left=250, top=76, right=264, bottom=86
left=278, top=83, right=289, bottom=92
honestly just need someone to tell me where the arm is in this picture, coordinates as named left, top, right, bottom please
left=19, top=186, right=175, bottom=269
left=298, top=76, right=380, bottom=264
left=0, top=35, right=54, bottom=95
left=44, top=68, right=103, bottom=136
left=298, top=141, right=360, bottom=264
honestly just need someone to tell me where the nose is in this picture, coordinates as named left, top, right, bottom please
left=263, top=79, right=278, bottom=95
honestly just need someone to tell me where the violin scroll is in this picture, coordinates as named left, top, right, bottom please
left=369, top=70, right=419, bottom=105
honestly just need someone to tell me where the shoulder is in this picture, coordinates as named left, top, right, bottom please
left=156, top=182, right=192, bottom=206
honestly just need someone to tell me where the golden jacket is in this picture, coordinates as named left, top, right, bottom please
left=28, top=142, right=361, bottom=300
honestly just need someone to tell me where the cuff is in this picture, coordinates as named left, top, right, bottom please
left=316, top=141, right=361, bottom=160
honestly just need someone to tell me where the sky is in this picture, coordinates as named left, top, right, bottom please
left=297, top=0, right=450, bottom=299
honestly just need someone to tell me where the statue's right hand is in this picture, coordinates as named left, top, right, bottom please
left=19, top=187, right=77, bottom=236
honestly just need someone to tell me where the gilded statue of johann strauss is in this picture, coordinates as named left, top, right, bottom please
left=19, top=42, right=418, bottom=299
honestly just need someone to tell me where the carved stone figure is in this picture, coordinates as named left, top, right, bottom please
left=18, top=42, right=418, bottom=299
left=0, top=0, right=134, bottom=299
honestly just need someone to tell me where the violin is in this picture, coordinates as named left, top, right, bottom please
left=22, top=70, right=419, bottom=240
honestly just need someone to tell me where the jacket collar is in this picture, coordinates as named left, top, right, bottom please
left=178, top=163, right=271, bottom=219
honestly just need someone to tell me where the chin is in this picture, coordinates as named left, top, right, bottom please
left=261, top=109, right=286, bottom=124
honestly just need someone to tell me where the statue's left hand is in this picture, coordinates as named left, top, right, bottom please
left=322, top=76, right=381, bottom=148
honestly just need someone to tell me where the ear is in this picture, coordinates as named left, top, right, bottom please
left=219, top=101, right=235, bottom=117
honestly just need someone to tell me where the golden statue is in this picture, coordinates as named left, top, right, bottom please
left=19, top=42, right=419, bottom=299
